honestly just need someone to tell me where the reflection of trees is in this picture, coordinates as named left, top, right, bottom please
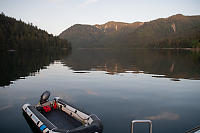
left=1, top=49, right=199, bottom=87
left=63, top=49, right=200, bottom=80
left=0, top=50, right=70, bottom=86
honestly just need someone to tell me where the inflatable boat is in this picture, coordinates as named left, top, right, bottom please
left=22, top=91, right=103, bottom=133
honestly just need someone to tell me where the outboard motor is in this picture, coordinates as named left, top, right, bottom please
left=40, top=91, right=50, bottom=104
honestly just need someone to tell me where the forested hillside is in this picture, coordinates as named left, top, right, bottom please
left=59, top=14, right=200, bottom=48
left=59, top=21, right=143, bottom=48
left=123, top=14, right=200, bottom=48
left=0, top=13, right=71, bottom=50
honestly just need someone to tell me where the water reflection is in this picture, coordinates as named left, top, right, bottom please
left=1, top=49, right=200, bottom=86
left=0, top=49, right=200, bottom=133
left=62, top=49, right=200, bottom=80
left=0, top=104, right=13, bottom=111
left=145, top=112, right=180, bottom=120
left=0, top=50, right=70, bottom=87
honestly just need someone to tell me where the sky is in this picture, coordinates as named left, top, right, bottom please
left=0, top=0, right=200, bottom=35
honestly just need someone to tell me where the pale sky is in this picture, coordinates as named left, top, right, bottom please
left=0, top=0, right=200, bottom=35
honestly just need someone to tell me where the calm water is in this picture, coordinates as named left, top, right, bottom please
left=0, top=49, right=200, bottom=133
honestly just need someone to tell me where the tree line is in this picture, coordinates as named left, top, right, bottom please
left=0, top=12, right=71, bottom=51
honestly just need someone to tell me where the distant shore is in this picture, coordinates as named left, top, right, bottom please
left=77, top=47, right=200, bottom=51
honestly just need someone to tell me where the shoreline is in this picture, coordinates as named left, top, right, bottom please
left=77, top=47, right=200, bottom=51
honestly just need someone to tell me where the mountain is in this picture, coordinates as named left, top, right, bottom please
left=59, top=24, right=104, bottom=48
left=59, top=14, right=200, bottom=48
left=0, top=13, right=71, bottom=50
left=123, top=14, right=200, bottom=48
left=59, top=21, right=143, bottom=48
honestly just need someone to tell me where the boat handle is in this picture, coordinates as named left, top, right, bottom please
left=131, top=120, right=152, bottom=133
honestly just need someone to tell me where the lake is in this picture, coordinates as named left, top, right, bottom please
left=0, top=49, right=200, bottom=133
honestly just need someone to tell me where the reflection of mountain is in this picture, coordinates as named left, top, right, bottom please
left=62, top=49, right=200, bottom=80
left=0, top=50, right=70, bottom=87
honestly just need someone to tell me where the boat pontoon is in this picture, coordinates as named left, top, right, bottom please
left=22, top=91, right=103, bottom=133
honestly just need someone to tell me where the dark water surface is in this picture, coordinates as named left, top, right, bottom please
left=0, top=49, right=200, bottom=133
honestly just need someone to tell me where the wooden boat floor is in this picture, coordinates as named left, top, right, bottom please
left=41, top=109, right=82, bottom=130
